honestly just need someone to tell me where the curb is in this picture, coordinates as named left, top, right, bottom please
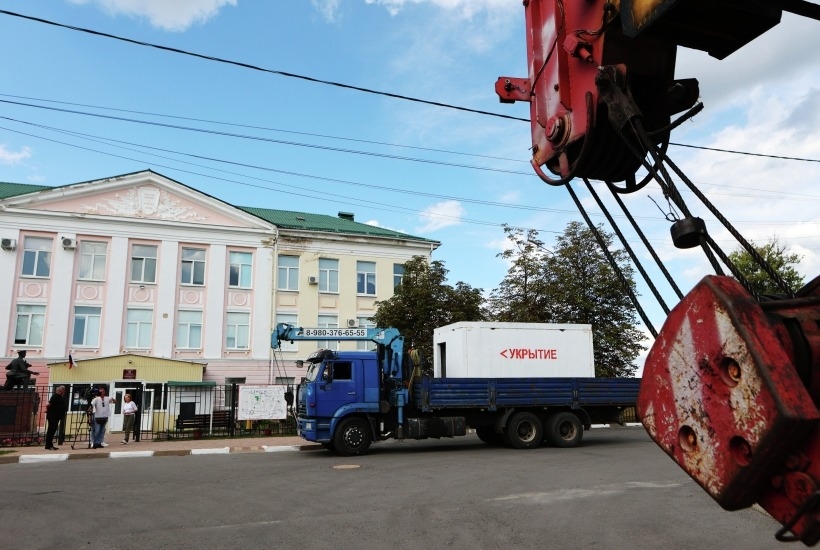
left=1, top=444, right=321, bottom=464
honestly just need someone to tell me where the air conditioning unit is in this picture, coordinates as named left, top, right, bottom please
left=307, top=276, right=318, bottom=285
left=0, top=238, right=16, bottom=251
left=347, top=319, right=358, bottom=328
left=62, top=237, right=77, bottom=250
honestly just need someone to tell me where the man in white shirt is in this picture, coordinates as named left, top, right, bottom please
left=89, top=387, right=116, bottom=449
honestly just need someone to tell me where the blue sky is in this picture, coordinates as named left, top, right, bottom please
left=1, top=0, right=819, bottom=369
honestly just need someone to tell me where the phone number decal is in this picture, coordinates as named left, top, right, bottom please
left=301, top=328, right=367, bottom=337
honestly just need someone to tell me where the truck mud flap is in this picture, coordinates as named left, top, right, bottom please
left=406, top=417, right=467, bottom=439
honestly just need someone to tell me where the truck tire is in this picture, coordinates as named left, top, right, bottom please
left=475, top=426, right=505, bottom=446
left=504, top=412, right=543, bottom=449
left=546, top=412, right=583, bottom=448
left=333, top=417, right=371, bottom=456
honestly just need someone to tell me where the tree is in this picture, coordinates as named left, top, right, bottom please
left=485, top=225, right=551, bottom=322
left=488, top=222, right=644, bottom=377
left=728, top=237, right=805, bottom=297
left=371, top=256, right=485, bottom=370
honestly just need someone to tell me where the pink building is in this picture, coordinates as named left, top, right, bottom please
left=0, top=170, right=437, bottom=396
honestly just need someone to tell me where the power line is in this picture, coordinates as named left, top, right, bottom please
left=0, top=98, right=534, bottom=177
left=0, top=9, right=530, bottom=123
left=669, top=141, right=820, bottom=163
left=4, top=118, right=817, bottom=243
left=0, top=93, right=528, bottom=165
left=3, top=10, right=819, bottom=166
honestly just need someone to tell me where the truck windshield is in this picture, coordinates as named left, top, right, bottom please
left=305, top=362, right=322, bottom=382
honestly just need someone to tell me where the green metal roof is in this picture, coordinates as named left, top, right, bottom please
left=0, top=182, right=52, bottom=199
left=167, top=381, right=216, bottom=387
left=238, top=206, right=437, bottom=244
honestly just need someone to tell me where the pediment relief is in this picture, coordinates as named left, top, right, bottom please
left=79, top=186, right=207, bottom=222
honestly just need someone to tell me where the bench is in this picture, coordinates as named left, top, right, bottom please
left=175, top=410, right=232, bottom=432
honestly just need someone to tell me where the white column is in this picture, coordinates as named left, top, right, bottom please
left=101, top=236, right=128, bottom=356
left=252, top=244, right=274, bottom=360
left=44, top=239, right=76, bottom=358
left=203, top=245, right=227, bottom=358
left=154, top=241, right=180, bottom=357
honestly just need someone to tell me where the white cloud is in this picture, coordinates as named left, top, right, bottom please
left=69, top=0, right=237, bottom=31
left=312, top=0, right=342, bottom=22
left=416, top=200, right=465, bottom=232
left=365, top=0, right=511, bottom=18
left=0, top=145, right=32, bottom=165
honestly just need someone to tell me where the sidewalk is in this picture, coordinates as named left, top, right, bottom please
left=0, top=435, right=322, bottom=465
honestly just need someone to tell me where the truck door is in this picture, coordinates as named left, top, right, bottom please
left=315, top=360, right=359, bottom=418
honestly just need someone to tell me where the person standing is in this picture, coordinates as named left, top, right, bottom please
left=45, top=385, right=67, bottom=450
left=120, top=393, right=138, bottom=444
left=90, top=387, right=116, bottom=449
left=3, top=350, right=39, bottom=390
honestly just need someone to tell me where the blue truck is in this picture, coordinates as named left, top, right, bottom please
left=273, top=323, right=640, bottom=456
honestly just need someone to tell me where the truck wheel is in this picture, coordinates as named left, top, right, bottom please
left=333, top=417, right=371, bottom=456
left=504, top=412, right=543, bottom=449
left=546, top=412, right=583, bottom=448
left=475, top=426, right=505, bottom=446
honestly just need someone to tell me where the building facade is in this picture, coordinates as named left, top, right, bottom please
left=0, top=170, right=438, bottom=397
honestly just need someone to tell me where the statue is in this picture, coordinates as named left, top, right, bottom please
left=3, top=350, right=39, bottom=390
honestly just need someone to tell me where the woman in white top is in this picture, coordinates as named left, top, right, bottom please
left=121, top=393, right=139, bottom=444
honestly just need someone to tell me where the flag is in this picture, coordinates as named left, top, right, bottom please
left=68, top=354, right=75, bottom=369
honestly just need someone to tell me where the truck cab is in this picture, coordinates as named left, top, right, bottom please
left=296, top=349, right=383, bottom=453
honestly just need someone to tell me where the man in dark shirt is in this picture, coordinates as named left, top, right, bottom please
left=45, top=385, right=68, bottom=450
left=3, top=350, right=39, bottom=390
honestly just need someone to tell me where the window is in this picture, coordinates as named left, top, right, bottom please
left=229, top=251, right=253, bottom=288
left=78, top=241, right=107, bottom=281
left=332, top=362, right=353, bottom=380
left=275, top=376, right=295, bottom=385
left=318, top=315, right=339, bottom=351
left=319, top=258, right=339, bottom=293
left=394, top=263, right=405, bottom=288
left=180, top=247, right=206, bottom=285
left=131, top=244, right=157, bottom=283
left=145, top=382, right=167, bottom=411
left=275, top=313, right=298, bottom=352
left=21, top=237, right=52, bottom=277
left=357, top=261, right=376, bottom=295
left=356, top=317, right=377, bottom=351
left=72, top=306, right=101, bottom=347
left=277, top=255, right=299, bottom=291
left=177, top=310, right=203, bottom=349
left=14, top=304, right=45, bottom=346
left=226, top=312, right=250, bottom=349
left=126, top=309, right=153, bottom=348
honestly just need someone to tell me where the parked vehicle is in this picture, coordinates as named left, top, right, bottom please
left=272, top=322, right=639, bottom=456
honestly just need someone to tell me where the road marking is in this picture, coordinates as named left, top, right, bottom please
left=19, top=454, right=69, bottom=463
left=191, top=447, right=230, bottom=455
left=109, top=451, right=154, bottom=458
left=263, top=445, right=301, bottom=452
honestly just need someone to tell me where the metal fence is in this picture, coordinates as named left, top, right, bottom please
left=0, top=384, right=297, bottom=447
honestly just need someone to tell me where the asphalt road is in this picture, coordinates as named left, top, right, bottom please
left=1, top=427, right=784, bottom=549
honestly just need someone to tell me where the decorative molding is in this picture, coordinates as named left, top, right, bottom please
left=79, top=186, right=208, bottom=222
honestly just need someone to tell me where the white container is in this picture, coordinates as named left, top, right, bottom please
left=432, top=322, right=595, bottom=378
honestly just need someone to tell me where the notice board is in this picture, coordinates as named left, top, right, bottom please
left=237, top=385, right=288, bottom=420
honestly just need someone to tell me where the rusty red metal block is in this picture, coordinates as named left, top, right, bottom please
left=639, top=275, right=820, bottom=544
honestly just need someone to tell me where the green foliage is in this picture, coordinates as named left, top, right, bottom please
left=371, top=256, right=485, bottom=368
left=727, top=238, right=805, bottom=297
left=487, top=222, right=644, bottom=377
